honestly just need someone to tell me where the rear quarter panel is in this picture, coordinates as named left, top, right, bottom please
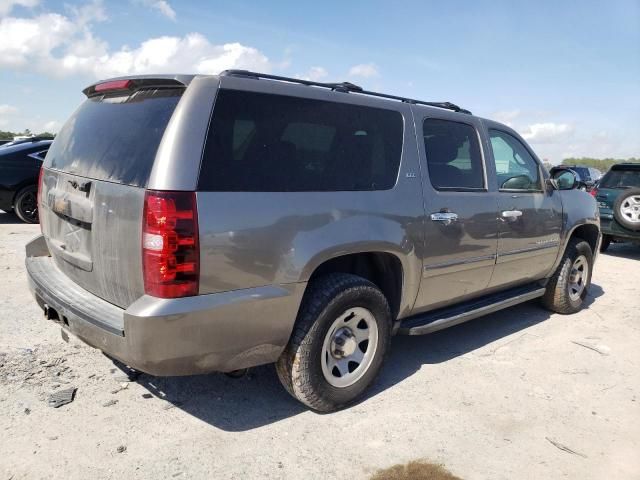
left=0, top=151, right=41, bottom=210
left=196, top=78, right=425, bottom=319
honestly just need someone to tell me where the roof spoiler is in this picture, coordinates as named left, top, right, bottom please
left=83, top=75, right=193, bottom=97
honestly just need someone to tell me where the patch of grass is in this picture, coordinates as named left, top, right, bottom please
left=370, top=460, right=462, bottom=480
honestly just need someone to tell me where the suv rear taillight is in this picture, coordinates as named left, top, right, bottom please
left=37, top=166, right=44, bottom=232
left=590, top=187, right=598, bottom=197
left=142, top=190, right=199, bottom=298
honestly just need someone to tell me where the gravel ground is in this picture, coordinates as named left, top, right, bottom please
left=1, top=210, right=639, bottom=480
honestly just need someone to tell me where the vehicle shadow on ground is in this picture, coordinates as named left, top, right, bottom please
left=127, top=284, right=604, bottom=432
left=0, top=210, right=22, bottom=224
left=601, top=243, right=640, bottom=260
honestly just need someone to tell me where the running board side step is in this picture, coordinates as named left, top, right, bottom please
left=398, top=285, right=546, bottom=335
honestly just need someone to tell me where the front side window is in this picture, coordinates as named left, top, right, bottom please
left=199, top=90, right=403, bottom=192
left=423, top=118, right=484, bottom=190
left=489, top=130, right=542, bottom=191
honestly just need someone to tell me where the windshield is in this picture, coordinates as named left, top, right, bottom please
left=599, top=169, right=640, bottom=189
left=46, top=88, right=182, bottom=187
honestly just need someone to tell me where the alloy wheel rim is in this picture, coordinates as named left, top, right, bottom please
left=21, top=191, right=38, bottom=222
left=568, top=255, right=588, bottom=302
left=620, top=195, right=640, bottom=224
left=321, top=307, right=378, bottom=388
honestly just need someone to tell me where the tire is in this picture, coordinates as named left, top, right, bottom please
left=542, top=238, right=593, bottom=314
left=613, top=188, right=640, bottom=231
left=14, top=185, right=39, bottom=224
left=600, top=235, right=611, bottom=253
left=276, top=273, right=391, bottom=412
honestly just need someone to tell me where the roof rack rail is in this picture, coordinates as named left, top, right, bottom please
left=220, top=69, right=472, bottom=115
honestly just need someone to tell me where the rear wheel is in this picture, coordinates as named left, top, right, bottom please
left=276, top=273, right=391, bottom=412
left=600, top=235, right=611, bottom=253
left=14, top=185, right=38, bottom=224
left=542, top=238, right=593, bottom=314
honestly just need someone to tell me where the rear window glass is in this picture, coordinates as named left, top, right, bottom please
left=46, top=88, right=182, bottom=187
left=198, top=90, right=403, bottom=192
left=599, top=169, right=640, bottom=188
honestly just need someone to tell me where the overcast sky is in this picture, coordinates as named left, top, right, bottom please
left=1, top=0, right=638, bottom=163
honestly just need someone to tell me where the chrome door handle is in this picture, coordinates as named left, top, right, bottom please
left=430, top=212, right=459, bottom=225
left=501, top=210, right=523, bottom=220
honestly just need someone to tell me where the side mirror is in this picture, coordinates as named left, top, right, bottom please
left=546, top=177, right=559, bottom=190
left=549, top=168, right=578, bottom=190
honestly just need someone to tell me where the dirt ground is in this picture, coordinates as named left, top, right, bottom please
left=1, top=209, right=639, bottom=480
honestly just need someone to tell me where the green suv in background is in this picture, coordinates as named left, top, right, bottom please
left=595, top=163, right=640, bottom=251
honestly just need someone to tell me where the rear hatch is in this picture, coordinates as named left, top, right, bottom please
left=595, top=167, right=640, bottom=216
left=40, top=80, right=185, bottom=309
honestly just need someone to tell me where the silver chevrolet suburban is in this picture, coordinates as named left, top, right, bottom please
left=25, top=71, right=600, bottom=412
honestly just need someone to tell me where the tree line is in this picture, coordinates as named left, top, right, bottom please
left=0, top=129, right=56, bottom=140
left=560, top=157, right=640, bottom=172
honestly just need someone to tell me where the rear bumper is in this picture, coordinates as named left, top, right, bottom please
left=600, top=216, right=640, bottom=241
left=25, top=235, right=305, bottom=375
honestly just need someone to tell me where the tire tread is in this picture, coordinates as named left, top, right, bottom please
left=276, top=273, right=390, bottom=412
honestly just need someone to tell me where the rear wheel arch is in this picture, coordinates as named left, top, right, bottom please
left=304, top=252, right=404, bottom=321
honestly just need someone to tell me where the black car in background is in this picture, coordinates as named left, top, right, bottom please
left=550, top=165, right=602, bottom=192
left=0, top=138, right=52, bottom=223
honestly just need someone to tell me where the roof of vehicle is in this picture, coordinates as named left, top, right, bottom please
left=0, top=139, right=52, bottom=155
left=610, top=163, right=640, bottom=171
left=84, top=70, right=473, bottom=115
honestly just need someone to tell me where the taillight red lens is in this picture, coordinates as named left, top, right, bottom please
left=94, top=79, right=132, bottom=93
left=590, top=188, right=598, bottom=197
left=143, top=190, right=199, bottom=298
left=37, top=166, right=44, bottom=231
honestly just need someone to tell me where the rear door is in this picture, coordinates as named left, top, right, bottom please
left=485, top=127, right=562, bottom=289
left=413, top=114, right=499, bottom=312
left=40, top=84, right=185, bottom=308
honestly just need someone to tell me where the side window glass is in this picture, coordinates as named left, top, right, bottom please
left=199, top=90, right=404, bottom=192
left=423, top=118, right=484, bottom=190
left=489, top=130, right=541, bottom=191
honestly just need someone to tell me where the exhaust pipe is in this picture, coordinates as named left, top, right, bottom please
left=43, top=304, right=59, bottom=322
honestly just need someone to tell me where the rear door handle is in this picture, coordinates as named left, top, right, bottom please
left=501, top=210, right=523, bottom=220
left=430, top=212, right=459, bottom=225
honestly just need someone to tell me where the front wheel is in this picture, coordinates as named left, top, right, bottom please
left=276, top=273, right=391, bottom=412
left=542, top=238, right=593, bottom=314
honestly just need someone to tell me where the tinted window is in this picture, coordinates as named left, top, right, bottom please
left=47, top=89, right=182, bottom=187
left=599, top=169, right=640, bottom=188
left=570, top=167, right=592, bottom=182
left=198, top=90, right=403, bottom=191
left=28, top=149, right=49, bottom=161
left=423, top=118, right=484, bottom=190
left=489, top=130, right=541, bottom=191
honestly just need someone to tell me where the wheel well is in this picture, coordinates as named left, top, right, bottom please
left=570, top=224, right=600, bottom=255
left=309, top=252, right=403, bottom=320
left=12, top=182, right=37, bottom=206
